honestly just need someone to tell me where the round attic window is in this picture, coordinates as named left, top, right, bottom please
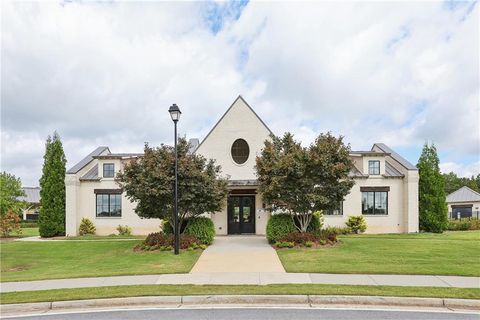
left=231, top=139, right=249, bottom=164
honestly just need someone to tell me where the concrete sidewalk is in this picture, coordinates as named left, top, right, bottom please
left=1, top=273, right=479, bottom=293
left=191, top=236, right=285, bottom=273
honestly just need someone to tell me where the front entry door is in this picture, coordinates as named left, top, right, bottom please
left=227, top=196, right=255, bottom=234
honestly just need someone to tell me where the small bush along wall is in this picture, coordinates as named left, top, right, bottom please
left=116, top=225, right=132, bottom=236
left=346, top=215, right=367, bottom=234
left=184, top=217, right=215, bottom=245
left=78, top=218, right=96, bottom=236
left=266, top=214, right=296, bottom=243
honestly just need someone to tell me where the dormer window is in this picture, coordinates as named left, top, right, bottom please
left=368, top=160, right=380, bottom=175
left=103, top=163, right=115, bottom=178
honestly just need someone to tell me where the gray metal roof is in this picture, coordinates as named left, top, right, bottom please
left=188, top=138, right=200, bottom=154
left=349, top=166, right=367, bottom=178
left=373, top=143, right=417, bottom=170
left=446, top=186, right=480, bottom=203
left=67, top=147, right=110, bottom=174
left=93, top=153, right=143, bottom=159
left=385, top=161, right=404, bottom=177
left=80, top=164, right=100, bottom=181
left=350, top=151, right=388, bottom=156
left=17, top=187, right=40, bottom=204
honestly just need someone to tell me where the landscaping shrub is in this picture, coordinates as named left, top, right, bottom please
left=266, top=214, right=296, bottom=243
left=323, top=226, right=351, bottom=235
left=0, top=210, right=22, bottom=237
left=346, top=215, right=367, bottom=234
left=280, top=232, right=317, bottom=245
left=275, top=241, right=295, bottom=248
left=116, top=225, right=132, bottom=236
left=448, top=219, right=480, bottom=231
left=143, top=232, right=201, bottom=250
left=184, top=217, right=215, bottom=245
left=78, top=218, right=96, bottom=236
left=162, top=219, right=188, bottom=234
left=305, top=211, right=324, bottom=232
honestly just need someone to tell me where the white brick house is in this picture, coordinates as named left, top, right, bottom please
left=65, top=96, right=419, bottom=236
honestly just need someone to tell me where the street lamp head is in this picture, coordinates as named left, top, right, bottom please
left=168, top=104, right=181, bottom=122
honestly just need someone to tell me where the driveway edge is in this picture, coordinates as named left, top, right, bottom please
left=1, top=295, right=479, bottom=316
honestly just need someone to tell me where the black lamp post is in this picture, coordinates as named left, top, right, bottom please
left=168, top=103, right=181, bottom=255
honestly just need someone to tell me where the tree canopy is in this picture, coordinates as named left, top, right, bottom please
left=417, top=143, right=448, bottom=233
left=39, top=132, right=67, bottom=237
left=0, top=171, right=25, bottom=215
left=256, top=132, right=354, bottom=232
left=443, top=172, right=480, bottom=195
left=118, top=138, right=228, bottom=229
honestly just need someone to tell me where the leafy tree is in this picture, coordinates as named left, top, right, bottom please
left=443, top=172, right=480, bottom=195
left=256, top=132, right=354, bottom=232
left=39, top=132, right=67, bottom=237
left=0, top=210, right=22, bottom=237
left=417, top=143, right=448, bottom=233
left=118, top=138, right=228, bottom=230
left=0, top=172, right=25, bottom=215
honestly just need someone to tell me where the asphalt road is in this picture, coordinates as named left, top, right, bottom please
left=5, top=308, right=479, bottom=320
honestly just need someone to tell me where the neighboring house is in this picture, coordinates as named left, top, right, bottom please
left=446, top=186, right=480, bottom=219
left=65, top=96, right=419, bottom=236
left=17, top=187, right=41, bottom=221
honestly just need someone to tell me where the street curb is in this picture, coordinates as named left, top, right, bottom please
left=1, top=295, right=479, bottom=316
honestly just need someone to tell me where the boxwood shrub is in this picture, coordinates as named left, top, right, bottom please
left=266, top=214, right=296, bottom=243
left=184, top=217, right=215, bottom=245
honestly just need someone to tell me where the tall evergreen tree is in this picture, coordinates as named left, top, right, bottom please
left=417, top=143, right=448, bottom=233
left=39, top=132, right=67, bottom=237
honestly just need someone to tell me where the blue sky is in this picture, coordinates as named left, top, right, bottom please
left=1, top=0, right=479, bottom=186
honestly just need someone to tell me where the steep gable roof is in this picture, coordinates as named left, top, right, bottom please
left=373, top=143, right=417, bottom=170
left=66, top=146, right=110, bottom=174
left=196, top=95, right=273, bottom=151
left=447, top=186, right=480, bottom=203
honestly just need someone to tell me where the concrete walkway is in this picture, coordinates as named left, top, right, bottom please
left=190, top=236, right=285, bottom=273
left=1, top=273, right=479, bottom=293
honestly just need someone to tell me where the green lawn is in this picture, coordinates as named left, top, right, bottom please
left=0, top=240, right=201, bottom=282
left=2, top=284, right=479, bottom=304
left=11, top=227, right=39, bottom=238
left=278, top=231, right=480, bottom=276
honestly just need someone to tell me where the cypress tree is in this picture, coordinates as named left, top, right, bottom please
left=39, top=132, right=67, bottom=237
left=417, top=143, right=448, bottom=233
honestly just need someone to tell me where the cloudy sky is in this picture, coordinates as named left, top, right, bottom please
left=2, top=0, right=479, bottom=186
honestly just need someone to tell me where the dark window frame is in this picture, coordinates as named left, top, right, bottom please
left=368, top=160, right=380, bottom=175
left=96, top=193, right=122, bottom=217
left=324, top=202, right=343, bottom=216
left=103, top=163, right=115, bottom=178
left=362, top=191, right=388, bottom=215
left=231, top=139, right=250, bottom=165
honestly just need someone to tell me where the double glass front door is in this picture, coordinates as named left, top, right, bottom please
left=227, top=196, right=255, bottom=234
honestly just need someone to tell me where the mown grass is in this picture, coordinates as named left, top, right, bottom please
left=278, top=231, right=480, bottom=276
left=0, top=240, right=201, bottom=282
left=1, top=284, right=479, bottom=304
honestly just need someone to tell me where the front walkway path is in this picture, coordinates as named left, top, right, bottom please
left=1, top=273, right=479, bottom=293
left=190, top=236, right=285, bottom=273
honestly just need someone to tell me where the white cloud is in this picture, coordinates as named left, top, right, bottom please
left=440, top=161, right=480, bottom=178
left=1, top=1, right=478, bottom=186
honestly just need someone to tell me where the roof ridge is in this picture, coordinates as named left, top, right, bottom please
left=196, top=95, right=273, bottom=151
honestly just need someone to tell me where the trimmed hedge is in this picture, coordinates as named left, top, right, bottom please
left=448, top=219, right=480, bottom=231
left=266, top=214, right=296, bottom=243
left=142, top=232, right=201, bottom=250
left=184, top=217, right=215, bottom=245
